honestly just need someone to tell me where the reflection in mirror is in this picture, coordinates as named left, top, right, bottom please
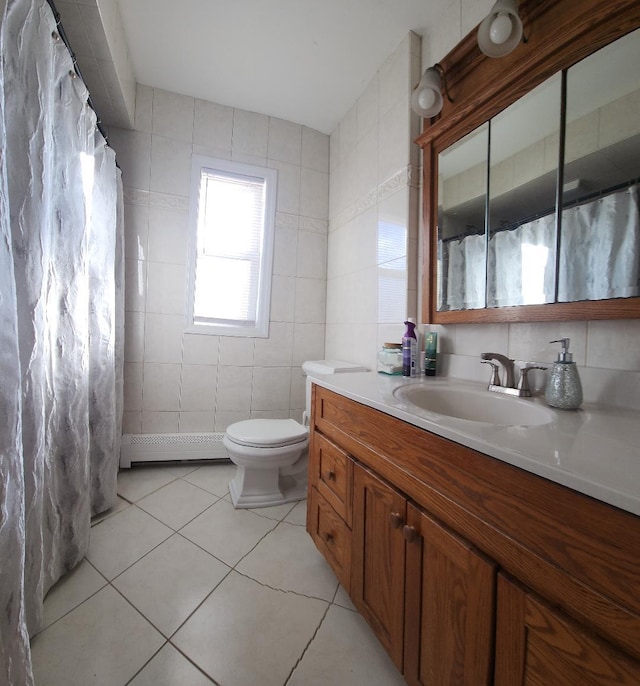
left=560, top=28, right=640, bottom=302
left=437, top=124, right=488, bottom=311
left=487, top=74, right=562, bottom=307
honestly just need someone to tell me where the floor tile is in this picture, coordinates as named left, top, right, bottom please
left=288, top=604, right=405, bottom=686
left=129, top=643, right=214, bottom=685
left=173, top=571, right=328, bottom=686
left=87, top=506, right=173, bottom=579
left=161, top=462, right=203, bottom=477
left=91, top=496, right=130, bottom=526
left=42, top=560, right=107, bottom=630
left=249, top=500, right=297, bottom=521
left=117, top=466, right=179, bottom=502
left=31, top=586, right=165, bottom=686
left=113, top=534, right=230, bottom=637
left=183, top=462, right=237, bottom=497
left=136, top=479, right=218, bottom=530
left=180, top=498, right=277, bottom=566
left=283, top=499, right=307, bottom=526
left=333, top=584, right=356, bottom=611
left=237, top=522, right=338, bottom=601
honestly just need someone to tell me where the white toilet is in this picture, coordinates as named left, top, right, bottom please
left=224, top=360, right=366, bottom=508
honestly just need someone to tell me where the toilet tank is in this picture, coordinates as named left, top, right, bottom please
left=301, top=360, right=368, bottom=424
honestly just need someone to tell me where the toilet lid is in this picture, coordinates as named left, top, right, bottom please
left=226, top=419, right=308, bottom=448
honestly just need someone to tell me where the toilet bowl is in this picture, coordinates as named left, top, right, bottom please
left=224, top=360, right=367, bottom=509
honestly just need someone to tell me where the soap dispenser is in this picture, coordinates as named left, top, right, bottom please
left=545, top=338, right=583, bottom=410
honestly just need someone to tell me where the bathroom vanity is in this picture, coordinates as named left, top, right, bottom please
left=306, top=375, right=640, bottom=685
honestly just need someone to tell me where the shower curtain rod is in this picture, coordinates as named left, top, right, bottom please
left=45, top=0, right=109, bottom=143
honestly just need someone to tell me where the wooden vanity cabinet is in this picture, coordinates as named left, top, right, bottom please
left=307, top=384, right=640, bottom=685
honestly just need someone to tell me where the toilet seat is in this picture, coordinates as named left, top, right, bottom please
left=225, top=418, right=308, bottom=449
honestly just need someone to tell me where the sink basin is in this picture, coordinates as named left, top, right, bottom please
left=393, top=384, right=555, bottom=427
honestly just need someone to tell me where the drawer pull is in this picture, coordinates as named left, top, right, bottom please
left=324, top=470, right=336, bottom=481
left=324, top=531, right=335, bottom=543
left=389, top=512, right=404, bottom=529
left=403, top=525, right=419, bottom=543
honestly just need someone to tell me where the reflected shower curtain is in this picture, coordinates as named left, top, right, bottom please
left=0, top=0, right=124, bottom=683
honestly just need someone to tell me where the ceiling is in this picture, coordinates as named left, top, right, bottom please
left=117, top=0, right=443, bottom=134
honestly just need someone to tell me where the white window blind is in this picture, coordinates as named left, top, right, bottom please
left=186, top=156, right=277, bottom=337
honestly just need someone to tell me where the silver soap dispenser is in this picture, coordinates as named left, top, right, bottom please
left=545, top=338, right=583, bottom=410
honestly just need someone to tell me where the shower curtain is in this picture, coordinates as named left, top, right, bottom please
left=0, top=0, right=124, bottom=683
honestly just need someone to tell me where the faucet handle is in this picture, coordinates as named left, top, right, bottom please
left=517, top=365, right=548, bottom=393
left=481, top=360, right=501, bottom=386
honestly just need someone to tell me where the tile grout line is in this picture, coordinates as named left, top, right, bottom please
left=283, top=599, right=332, bottom=685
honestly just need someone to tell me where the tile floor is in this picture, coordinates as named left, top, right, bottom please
left=30, top=462, right=405, bottom=686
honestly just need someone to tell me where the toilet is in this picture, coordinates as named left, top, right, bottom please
left=224, top=360, right=367, bottom=508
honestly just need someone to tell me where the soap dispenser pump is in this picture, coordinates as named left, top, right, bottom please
left=545, top=338, right=583, bottom=410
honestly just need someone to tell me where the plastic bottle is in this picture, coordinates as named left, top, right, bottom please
left=424, top=332, right=438, bottom=376
left=402, top=319, right=418, bottom=377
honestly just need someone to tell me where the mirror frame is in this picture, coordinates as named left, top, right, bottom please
left=418, top=0, right=640, bottom=324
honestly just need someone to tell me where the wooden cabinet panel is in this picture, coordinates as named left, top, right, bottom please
left=307, top=486, right=351, bottom=592
left=495, top=574, right=640, bottom=686
left=352, top=463, right=407, bottom=670
left=313, top=432, right=353, bottom=525
left=404, top=504, right=496, bottom=686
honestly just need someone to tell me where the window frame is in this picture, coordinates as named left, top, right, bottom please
left=185, top=155, right=277, bottom=338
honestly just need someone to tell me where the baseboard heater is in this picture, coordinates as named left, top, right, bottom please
left=120, top=432, right=229, bottom=468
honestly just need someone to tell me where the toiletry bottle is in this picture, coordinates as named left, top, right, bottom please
left=424, top=332, right=438, bottom=376
left=402, top=318, right=417, bottom=377
left=545, top=338, right=583, bottom=409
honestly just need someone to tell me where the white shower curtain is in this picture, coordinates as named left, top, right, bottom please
left=0, top=1, right=124, bottom=683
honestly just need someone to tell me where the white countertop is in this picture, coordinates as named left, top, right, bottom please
left=310, top=371, right=640, bottom=517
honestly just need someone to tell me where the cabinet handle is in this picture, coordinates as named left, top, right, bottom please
left=324, top=470, right=336, bottom=481
left=324, top=531, right=334, bottom=543
left=402, top=525, right=419, bottom=543
left=389, top=512, right=404, bottom=529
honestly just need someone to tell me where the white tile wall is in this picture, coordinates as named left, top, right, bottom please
left=113, top=86, right=329, bottom=432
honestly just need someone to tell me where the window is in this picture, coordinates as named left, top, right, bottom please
left=186, top=155, right=277, bottom=337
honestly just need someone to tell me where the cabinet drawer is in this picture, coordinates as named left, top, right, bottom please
left=307, top=486, right=351, bottom=592
left=313, top=432, right=353, bottom=526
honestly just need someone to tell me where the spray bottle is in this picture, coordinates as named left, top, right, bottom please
left=402, top=318, right=417, bottom=377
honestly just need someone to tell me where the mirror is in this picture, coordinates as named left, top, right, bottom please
left=436, top=29, right=640, bottom=313
left=420, top=1, right=640, bottom=324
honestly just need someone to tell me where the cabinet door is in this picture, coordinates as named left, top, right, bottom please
left=495, top=573, right=640, bottom=686
left=403, top=503, right=496, bottom=686
left=351, top=464, right=407, bottom=670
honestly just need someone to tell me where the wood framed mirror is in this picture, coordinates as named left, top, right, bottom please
left=418, top=0, right=640, bottom=324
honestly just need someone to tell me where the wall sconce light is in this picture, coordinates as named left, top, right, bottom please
left=477, top=0, right=524, bottom=58
left=411, top=64, right=452, bottom=118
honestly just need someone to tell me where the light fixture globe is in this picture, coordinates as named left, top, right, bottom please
left=411, top=66, right=444, bottom=118
left=478, top=0, right=523, bottom=58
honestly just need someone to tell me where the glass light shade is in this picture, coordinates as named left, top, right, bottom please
left=478, top=0, right=523, bottom=58
left=411, top=67, right=444, bottom=118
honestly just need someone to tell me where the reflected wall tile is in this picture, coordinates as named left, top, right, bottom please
left=218, top=336, right=255, bottom=367
left=297, top=231, right=327, bottom=280
left=300, top=168, right=329, bottom=220
left=194, top=99, right=233, bottom=154
left=565, top=112, right=600, bottom=164
left=124, top=259, right=147, bottom=312
left=599, top=89, right=640, bottom=149
left=180, top=365, right=217, bottom=411
left=270, top=275, right=296, bottom=323
left=150, top=136, right=192, bottom=197
left=254, top=323, right=294, bottom=367
left=252, top=367, right=292, bottom=411
left=182, top=333, right=219, bottom=366
left=152, top=89, right=194, bottom=143
left=302, top=127, right=329, bottom=173
left=146, top=262, right=186, bottom=316
left=268, top=118, right=302, bottom=165
left=232, top=109, right=269, bottom=158
left=179, top=411, right=215, bottom=433
left=123, top=202, right=149, bottom=261
left=216, top=366, right=253, bottom=412
left=142, top=411, right=180, bottom=433
left=142, top=363, right=182, bottom=411
left=147, top=207, right=188, bottom=265
left=294, top=278, right=327, bottom=324
left=514, top=140, right=545, bottom=188
left=124, top=310, right=145, bottom=363
left=144, top=313, right=184, bottom=364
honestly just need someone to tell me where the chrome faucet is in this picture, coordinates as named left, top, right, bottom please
left=480, top=352, right=515, bottom=388
left=480, top=353, right=546, bottom=397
